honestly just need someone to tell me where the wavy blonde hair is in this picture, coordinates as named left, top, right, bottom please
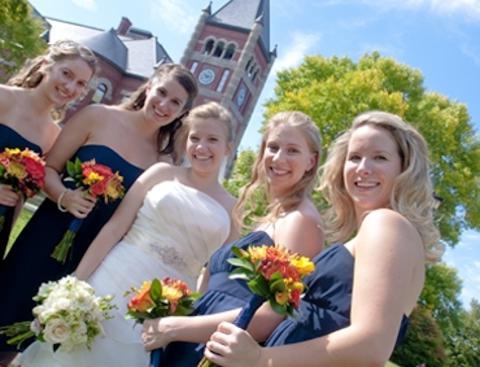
left=234, top=111, right=322, bottom=231
left=7, top=39, right=97, bottom=120
left=319, top=111, right=442, bottom=262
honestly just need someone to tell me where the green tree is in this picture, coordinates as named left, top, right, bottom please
left=224, top=149, right=267, bottom=232
left=446, top=299, right=480, bottom=366
left=0, top=0, right=46, bottom=80
left=265, top=52, right=480, bottom=246
left=391, top=306, right=447, bottom=367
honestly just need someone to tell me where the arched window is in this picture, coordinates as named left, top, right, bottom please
left=245, top=57, right=253, bottom=71
left=252, top=68, right=259, bottom=82
left=91, top=83, right=107, bottom=103
left=213, top=41, right=225, bottom=57
left=223, top=44, right=235, bottom=60
left=203, top=39, right=215, bottom=55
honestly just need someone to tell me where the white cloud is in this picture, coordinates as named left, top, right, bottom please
left=272, top=32, right=320, bottom=73
left=323, top=0, right=480, bottom=19
left=150, top=0, right=197, bottom=35
left=71, top=0, right=96, bottom=11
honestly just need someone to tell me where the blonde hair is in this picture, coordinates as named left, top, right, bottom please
left=234, top=111, right=322, bottom=231
left=122, top=63, right=198, bottom=159
left=7, top=39, right=97, bottom=89
left=173, top=101, right=234, bottom=163
left=7, top=40, right=97, bottom=121
left=319, top=111, right=442, bottom=261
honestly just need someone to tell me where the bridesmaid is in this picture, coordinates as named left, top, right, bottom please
left=203, top=111, right=443, bottom=367
left=0, top=39, right=96, bottom=261
left=0, top=63, right=198, bottom=362
left=141, top=111, right=325, bottom=366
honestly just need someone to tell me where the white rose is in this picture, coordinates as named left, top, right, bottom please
left=43, top=318, right=71, bottom=344
left=30, top=319, right=42, bottom=336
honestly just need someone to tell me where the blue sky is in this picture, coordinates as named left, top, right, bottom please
left=30, top=0, right=480, bottom=307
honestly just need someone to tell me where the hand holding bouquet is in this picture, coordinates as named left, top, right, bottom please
left=126, top=277, right=199, bottom=367
left=0, top=275, right=116, bottom=352
left=198, top=244, right=315, bottom=367
left=51, top=158, right=125, bottom=263
left=0, top=147, right=45, bottom=232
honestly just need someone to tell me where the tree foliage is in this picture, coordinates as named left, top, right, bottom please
left=264, top=52, right=480, bottom=246
left=0, top=0, right=46, bottom=80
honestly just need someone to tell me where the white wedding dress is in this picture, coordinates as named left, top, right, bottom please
left=20, top=180, right=230, bottom=367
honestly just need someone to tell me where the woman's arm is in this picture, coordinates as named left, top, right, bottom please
left=43, top=106, right=101, bottom=218
left=205, top=209, right=425, bottom=367
left=75, top=163, right=172, bottom=280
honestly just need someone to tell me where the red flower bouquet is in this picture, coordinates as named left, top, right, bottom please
left=0, top=148, right=45, bottom=232
left=126, top=278, right=199, bottom=367
left=50, top=158, right=125, bottom=263
left=198, top=245, right=315, bottom=367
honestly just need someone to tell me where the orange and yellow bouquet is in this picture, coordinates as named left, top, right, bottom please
left=126, top=277, right=199, bottom=367
left=198, top=244, right=315, bottom=367
left=0, top=147, right=45, bottom=232
left=50, top=158, right=125, bottom=263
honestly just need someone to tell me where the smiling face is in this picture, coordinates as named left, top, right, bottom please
left=343, top=124, right=402, bottom=220
left=186, top=117, right=232, bottom=176
left=263, top=124, right=316, bottom=198
left=143, top=75, right=189, bottom=127
left=41, top=57, right=93, bottom=107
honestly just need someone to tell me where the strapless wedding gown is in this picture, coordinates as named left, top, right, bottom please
left=20, top=180, right=231, bottom=367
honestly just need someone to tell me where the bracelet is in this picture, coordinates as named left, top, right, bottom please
left=57, top=189, right=70, bottom=212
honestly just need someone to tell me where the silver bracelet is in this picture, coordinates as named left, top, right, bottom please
left=57, top=189, right=70, bottom=212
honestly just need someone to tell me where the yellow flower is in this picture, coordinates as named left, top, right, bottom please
left=83, top=172, right=103, bottom=185
left=5, top=148, right=21, bottom=155
left=275, top=291, right=289, bottom=305
left=6, top=161, right=27, bottom=179
left=290, top=255, right=315, bottom=277
left=247, top=245, right=268, bottom=262
left=162, top=285, right=183, bottom=303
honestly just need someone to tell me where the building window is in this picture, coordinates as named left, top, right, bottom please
left=216, top=69, right=230, bottom=92
left=91, top=83, right=107, bottom=103
left=252, top=68, right=259, bottom=82
left=245, top=57, right=253, bottom=71
left=213, top=41, right=225, bottom=57
left=190, top=61, right=199, bottom=73
left=223, top=44, right=235, bottom=60
left=203, top=39, right=215, bottom=55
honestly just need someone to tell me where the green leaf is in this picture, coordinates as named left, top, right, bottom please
left=227, top=258, right=255, bottom=272
left=150, top=279, right=162, bottom=302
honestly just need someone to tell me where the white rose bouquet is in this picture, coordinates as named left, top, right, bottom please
left=0, top=276, right=116, bottom=352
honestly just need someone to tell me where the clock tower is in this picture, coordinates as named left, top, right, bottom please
left=181, top=0, right=276, bottom=176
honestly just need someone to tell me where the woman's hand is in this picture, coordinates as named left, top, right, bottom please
left=204, top=322, right=264, bottom=367
left=61, top=188, right=96, bottom=218
left=0, top=184, right=20, bottom=207
left=141, top=318, right=173, bottom=351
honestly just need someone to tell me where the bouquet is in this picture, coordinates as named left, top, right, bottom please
left=126, top=277, right=199, bottom=367
left=198, top=245, right=315, bottom=367
left=0, top=276, right=116, bottom=352
left=0, top=147, right=45, bottom=232
left=51, top=158, right=125, bottom=263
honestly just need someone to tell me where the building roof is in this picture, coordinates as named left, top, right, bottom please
left=207, top=0, right=270, bottom=55
left=44, top=17, right=172, bottom=78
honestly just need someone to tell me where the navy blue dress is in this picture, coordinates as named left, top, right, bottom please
left=0, top=144, right=143, bottom=352
left=161, top=230, right=274, bottom=366
left=162, top=242, right=409, bottom=366
left=0, top=124, right=42, bottom=261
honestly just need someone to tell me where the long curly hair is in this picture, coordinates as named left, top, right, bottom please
left=121, top=63, right=198, bottom=160
left=233, top=111, right=322, bottom=231
left=319, top=111, right=442, bottom=262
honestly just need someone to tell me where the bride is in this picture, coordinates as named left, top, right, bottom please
left=20, top=102, right=237, bottom=367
